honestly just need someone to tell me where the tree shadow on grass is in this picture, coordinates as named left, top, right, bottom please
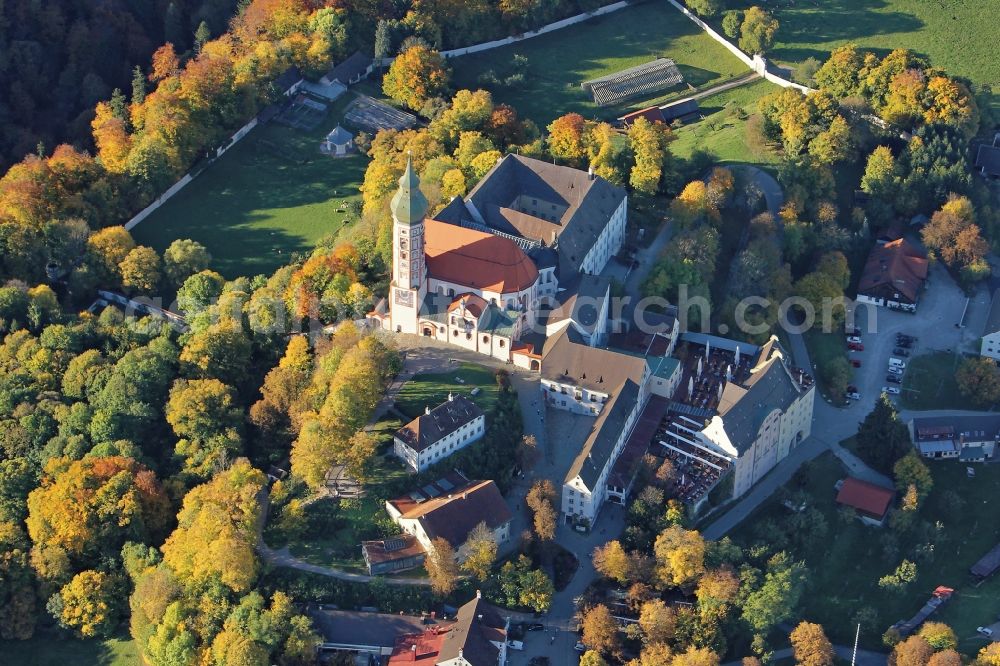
left=760, top=0, right=925, bottom=63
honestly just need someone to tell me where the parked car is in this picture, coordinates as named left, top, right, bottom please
left=888, top=367, right=903, bottom=376
left=887, top=375, right=902, bottom=384
left=893, top=348, right=910, bottom=357
left=848, top=342, right=865, bottom=352
left=889, top=358, right=906, bottom=369
left=846, top=327, right=861, bottom=336
left=883, top=386, right=901, bottom=395
left=977, top=627, right=994, bottom=638
left=846, top=335, right=862, bottom=343
left=574, top=642, right=587, bottom=652
left=851, top=359, right=862, bottom=368
left=848, top=385, right=859, bottom=392
left=844, top=391, right=861, bottom=400
left=470, top=387, right=482, bottom=396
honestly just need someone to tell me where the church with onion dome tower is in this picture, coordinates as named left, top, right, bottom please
left=369, top=153, right=629, bottom=369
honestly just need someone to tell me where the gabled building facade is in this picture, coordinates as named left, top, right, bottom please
left=693, top=338, right=815, bottom=498
left=856, top=238, right=928, bottom=312
left=386, top=479, right=512, bottom=561
left=393, top=394, right=486, bottom=472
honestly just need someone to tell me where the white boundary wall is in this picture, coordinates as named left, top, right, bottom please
left=124, top=116, right=260, bottom=230
left=124, top=173, right=194, bottom=230
left=663, top=0, right=812, bottom=93
left=124, top=77, right=301, bottom=231
left=381, top=1, right=632, bottom=63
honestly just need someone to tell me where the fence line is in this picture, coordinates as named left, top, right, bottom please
left=663, top=0, right=812, bottom=93
left=123, top=173, right=195, bottom=230
left=123, top=78, right=302, bottom=231
left=377, top=1, right=631, bottom=65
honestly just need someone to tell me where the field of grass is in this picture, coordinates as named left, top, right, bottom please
left=730, top=450, right=1000, bottom=651
left=132, top=94, right=368, bottom=279
left=727, top=0, right=998, bottom=110
left=394, top=362, right=500, bottom=420
left=450, top=2, right=747, bottom=125
left=670, top=78, right=782, bottom=168
left=0, top=635, right=139, bottom=666
left=900, top=351, right=967, bottom=411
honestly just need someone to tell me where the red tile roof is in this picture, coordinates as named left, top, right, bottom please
left=389, top=480, right=512, bottom=550
left=857, top=238, right=928, bottom=303
left=389, top=627, right=448, bottom=664
left=619, top=106, right=666, bottom=125
left=424, top=219, right=538, bottom=294
left=836, top=477, right=894, bottom=520
left=448, top=293, right=489, bottom=318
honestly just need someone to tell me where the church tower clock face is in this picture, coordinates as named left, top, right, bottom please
left=394, top=288, right=414, bottom=307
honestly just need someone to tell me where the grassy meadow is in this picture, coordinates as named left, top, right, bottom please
left=133, top=94, right=368, bottom=279
left=450, top=1, right=748, bottom=125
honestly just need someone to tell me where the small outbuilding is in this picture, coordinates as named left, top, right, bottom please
left=971, top=542, right=1000, bottom=581
left=835, top=477, right=895, bottom=526
left=975, top=133, right=1000, bottom=178
left=323, top=125, right=354, bottom=156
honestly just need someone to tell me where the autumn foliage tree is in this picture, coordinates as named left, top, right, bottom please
left=383, top=45, right=451, bottom=111
left=956, top=356, right=1000, bottom=407
left=526, top=479, right=558, bottom=541
left=582, top=603, right=619, bottom=654
left=53, top=570, right=124, bottom=638
left=593, top=540, right=631, bottom=585
left=790, top=621, right=835, bottom=666
left=290, top=331, right=396, bottom=488
left=426, top=537, right=460, bottom=596
left=547, top=113, right=589, bottom=166
left=160, top=458, right=266, bottom=594
left=26, top=456, right=170, bottom=586
left=166, top=378, right=244, bottom=478
left=891, top=635, right=935, bottom=666
left=922, top=195, right=988, bottom=278
left=461, top=521, right=498, bottom=581
left=739, top=7, right=778, bottom=55
left=628, top=117, right=676, bottom=196
left=653, top=525, right=706, bottom=589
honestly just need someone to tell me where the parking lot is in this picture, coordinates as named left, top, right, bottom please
left=842, top=264, right=990, bottom=412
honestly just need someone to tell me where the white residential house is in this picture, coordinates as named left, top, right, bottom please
left=981, top=289, right=1000, bottom=361
left=393, top=394, right=486, bottom=472
left=385, top=479, right=512, bottom=562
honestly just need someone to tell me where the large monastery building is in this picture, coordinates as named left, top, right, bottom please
left=370, top=155, right=814, bottom=527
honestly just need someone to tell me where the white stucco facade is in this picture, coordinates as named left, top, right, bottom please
left=393, top=413, right=486, bottom=472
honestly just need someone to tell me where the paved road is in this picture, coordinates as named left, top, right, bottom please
left=730, top=164, right=784, bottom=216
left=687, top=72, right=761, bottom=101
left=721, top=645, right=887, bottom=666
left=259, top=540, right=434, bottom=586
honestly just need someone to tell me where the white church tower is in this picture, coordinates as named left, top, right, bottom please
left=388, top=157, right=427, bottom=334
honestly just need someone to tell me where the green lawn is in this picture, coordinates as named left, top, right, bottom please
left=900, top=352, right=967, bottom=411
left=0, top=635, right=139, bottom=666
left=727, top=0, right=998, bottom=111
left=271, top=451, right=412, bottom=571
left=394, top=362, right=500, bottom=420
left=803, top=328, right=850, bottom=401
left=450, top=2, right=748, bottom=125
left=671, top=79, right=782, bottom=167
left=132, top=94, right=369, bottom=279
left=730, top=451, right=1000, bottom=650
